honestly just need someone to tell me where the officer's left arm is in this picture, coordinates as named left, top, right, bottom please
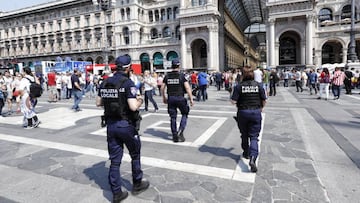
left=96, top=96, right=103, bottom=107
left=127, top=84, right=143, bottom=111
left=230, top=85, right=239, bottom=105
left=161, top=83, right=167, bottom=104
left=128, top=98, right=143, bottom=111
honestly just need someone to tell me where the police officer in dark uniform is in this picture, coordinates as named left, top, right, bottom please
left=231, top=66, right=267, bottom=173
left=96, top=55, right=149, bottom=202
left=161, top=59, right=194, bottom=142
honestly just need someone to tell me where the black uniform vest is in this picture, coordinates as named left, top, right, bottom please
left=100, top=77, right=129, bottom=120
left=166, top=72, right=184, bottom=96
left=236, top=80, right=262, bottom=110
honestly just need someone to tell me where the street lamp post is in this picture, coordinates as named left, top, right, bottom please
left=99, top=0, right=111, bottom=71
left=348, top=0, right=358, bottom=62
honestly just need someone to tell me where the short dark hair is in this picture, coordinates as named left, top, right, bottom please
left=23, top=67, right=32, bottom=75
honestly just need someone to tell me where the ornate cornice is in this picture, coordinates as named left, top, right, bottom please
left=268, top=0, right=313, bottom=16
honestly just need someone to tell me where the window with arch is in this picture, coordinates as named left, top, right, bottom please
left=149, top=11, right=153, bottom=22
left=139, top=27, right=144, bottom=43
left=161, top=9, right=165, bottom=21
left=167, top=8, right=172, bottom=20
left=163, top=27, right=171, bottom=38
left=121, top=9, right=125, bottom=21
left=319, top=8, right=332, bottom=23
left=123, top=27, right=130, bottom=45
left=126, top=8, right=131, bottom=20
left=175, top=26, right=180, bottom=40
left=151, top=28, right=158, bottom=39
left=341, top=5, right=352, bottom=20
left=155, top=10, right=159, bottom=21
left=174, top=7, right=179, bottom=19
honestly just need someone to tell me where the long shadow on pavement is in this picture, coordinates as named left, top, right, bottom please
left=83, top=161, right=132, bottom=202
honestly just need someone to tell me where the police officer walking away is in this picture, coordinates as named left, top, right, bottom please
left=231, top=66, right=267, bottom=173
left=161, top=59, right=194, bottom=142
left=96, top=55, right=149, bottom=202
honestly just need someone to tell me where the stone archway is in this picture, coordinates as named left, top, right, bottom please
left=85, top=57, right=93, bottom=64
left=95, top=56, right=104, bottom=64
left=140, top=53, right=150, bottom=72
left=279, top=31, right=301, bottom=65
left=322, top=40, right=343, bottom=64
left=108, top=55, right=115, bottom=64
left=191, top=39, right=207, bottom=69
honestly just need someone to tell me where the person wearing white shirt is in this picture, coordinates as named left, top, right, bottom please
left=254, top=67, right=263, bottom=84
left=65, top=72, right=73, bottom=99
left=143, top=70, right=158, bottom=112
left=18, top=67, right=40, bottom=129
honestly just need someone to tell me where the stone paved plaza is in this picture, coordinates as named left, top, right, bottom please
left=0, top=85, right=359, bottom=203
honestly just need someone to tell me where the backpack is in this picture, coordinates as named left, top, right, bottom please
left=26, top=78, right=43, bottom=98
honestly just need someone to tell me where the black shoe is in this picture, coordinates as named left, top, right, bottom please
left=172, top=134, right=179, bottom=142
left=177, top=129, right=185, bottom=142
left=113, top=191, right=128, bottom=203
left=317, top=97, right=321, bottom=99
left=242, top=152, right=250, bottom=159
left=132, top=180, right=150, bottom=195
left=249, top=157, right=257, bottom=173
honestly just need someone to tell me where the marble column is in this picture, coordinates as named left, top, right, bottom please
left=269, top=18, right=276, bottom=68
left=301, top=41, right=306, bottom=65
left=306, top=15, right=313, bottom=65
left=342, top=48, right=348, bottom=64
left=208, top=24, right=219, bottom=71
left=181, top=27, right=187, bottom=69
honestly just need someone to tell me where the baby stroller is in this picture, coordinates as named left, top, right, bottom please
left=192, top=86, right=199, bottom=97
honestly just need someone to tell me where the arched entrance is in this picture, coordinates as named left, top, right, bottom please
left=166, top=51, right=178, bottom=61
left=85, top=57, right=93, bottom=64
left=140, top=53, right=150, bottom=72
left=153, top=52, right=163, bottom=70
left=322, top=41, right=342, bottom=64
left=108, top=55, right=115, bottom=64
left=191, top=39, right=207, bottom=69
left=279, top=31, right=301, bottom=65
left=95, top=56, right=104, bottom=64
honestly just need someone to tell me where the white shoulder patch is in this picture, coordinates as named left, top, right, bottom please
left=130, top=87, right=137, bottom=96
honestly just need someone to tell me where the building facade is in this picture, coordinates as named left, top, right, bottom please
left=266, top=0, right=360, bottom=69
left=0, top=0, right=258, bottom=73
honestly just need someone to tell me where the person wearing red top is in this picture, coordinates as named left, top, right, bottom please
left=47, top=71, right=57, bottom=102
left=317, top=68, right=331, bottom=100
left=190, top=72, right=198, bottom=89
left=331, top=67, right=345, bottom=100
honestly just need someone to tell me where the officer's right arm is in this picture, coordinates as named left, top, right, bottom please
left=184, top=81, right=194, bottom=106
left=128, top=97, right=143, bottom=111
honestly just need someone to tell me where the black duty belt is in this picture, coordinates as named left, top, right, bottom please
left=237, top=106, right=261, bottom=110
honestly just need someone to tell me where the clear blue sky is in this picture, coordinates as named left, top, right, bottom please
left=0, top=0, right=52, bottom=12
